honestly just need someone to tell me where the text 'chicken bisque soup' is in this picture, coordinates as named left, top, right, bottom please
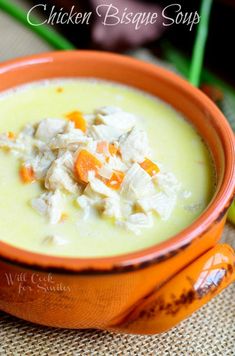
left=0, top=79, right=216, bottom=257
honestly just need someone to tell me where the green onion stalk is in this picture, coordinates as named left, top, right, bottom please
left=188, top=0, right=235, bottom=224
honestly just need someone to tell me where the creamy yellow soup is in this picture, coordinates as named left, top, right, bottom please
left=0, top=79, right=215, bottom=257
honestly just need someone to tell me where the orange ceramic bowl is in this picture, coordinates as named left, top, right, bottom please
left=0, top=51, right=234, bottom=334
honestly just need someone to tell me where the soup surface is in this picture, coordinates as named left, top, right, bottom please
left=0, top=79, right=215, bottom=257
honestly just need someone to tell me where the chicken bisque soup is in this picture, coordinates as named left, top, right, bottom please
left=0, top=79, right=215, bottom=257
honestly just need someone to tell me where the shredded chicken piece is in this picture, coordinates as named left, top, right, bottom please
left=97, top=111, right=136, bottom=133
left=0, top=105, right=184, bottom=235
left=0, top=132, right=33, bottom=157
left=155, top=172, right=181, bottom=195
left=30, top=151, right=56, bottom=179
left=45, top=154, right=78, bottom=194
left=89, top=125, right=124, bottom=142
left=42, top=234, right=68, bottom=246
left=31, top=190, right=63, bottom=224
left=107, top=155, right=128, bottom=172
left=50, top=129, right=89, bottom=151
left=96, top=106, right=122, bottom=116
left=35, top=118, right=66, bottom=142
left=103, top=196, right=122, bottom=219
left=120, top=163, right=155, bottom=200
left=120, top=127, right=151, bottom=163
left=98, top=164, right=113, bottom=180
left=138, top=193, right=177, bottom=220
left=77, top=195, right=95, bottom=220
left=21, top=124, right=35, bottom=137
left=117, top=213, right=153, bottom=235
left=88, top=171, right=118, bottom=198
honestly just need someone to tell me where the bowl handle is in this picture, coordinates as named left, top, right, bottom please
left=110, top=244, right=235, bottom=334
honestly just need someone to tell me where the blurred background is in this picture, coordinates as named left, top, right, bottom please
left=0, top=0, right=235, bottom=130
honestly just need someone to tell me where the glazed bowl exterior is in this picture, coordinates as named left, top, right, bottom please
left=0, top=51, right=234, bottom=334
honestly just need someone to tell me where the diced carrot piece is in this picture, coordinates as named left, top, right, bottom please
left=140, top=158, right=160, bottom=176
left=19, top=165, right=35, bottom=184
left=7, top=132, right=15, bottom=140
left=97, top=141, right=118, bottom=156
left=106, top=170, right=125, bottom=190
left=66, top=111, right=87, bottom=132
left=75, top=150, right=102, bottom=183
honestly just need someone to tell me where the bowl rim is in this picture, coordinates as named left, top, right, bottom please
left=0, top=50, right=234, bottom=274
